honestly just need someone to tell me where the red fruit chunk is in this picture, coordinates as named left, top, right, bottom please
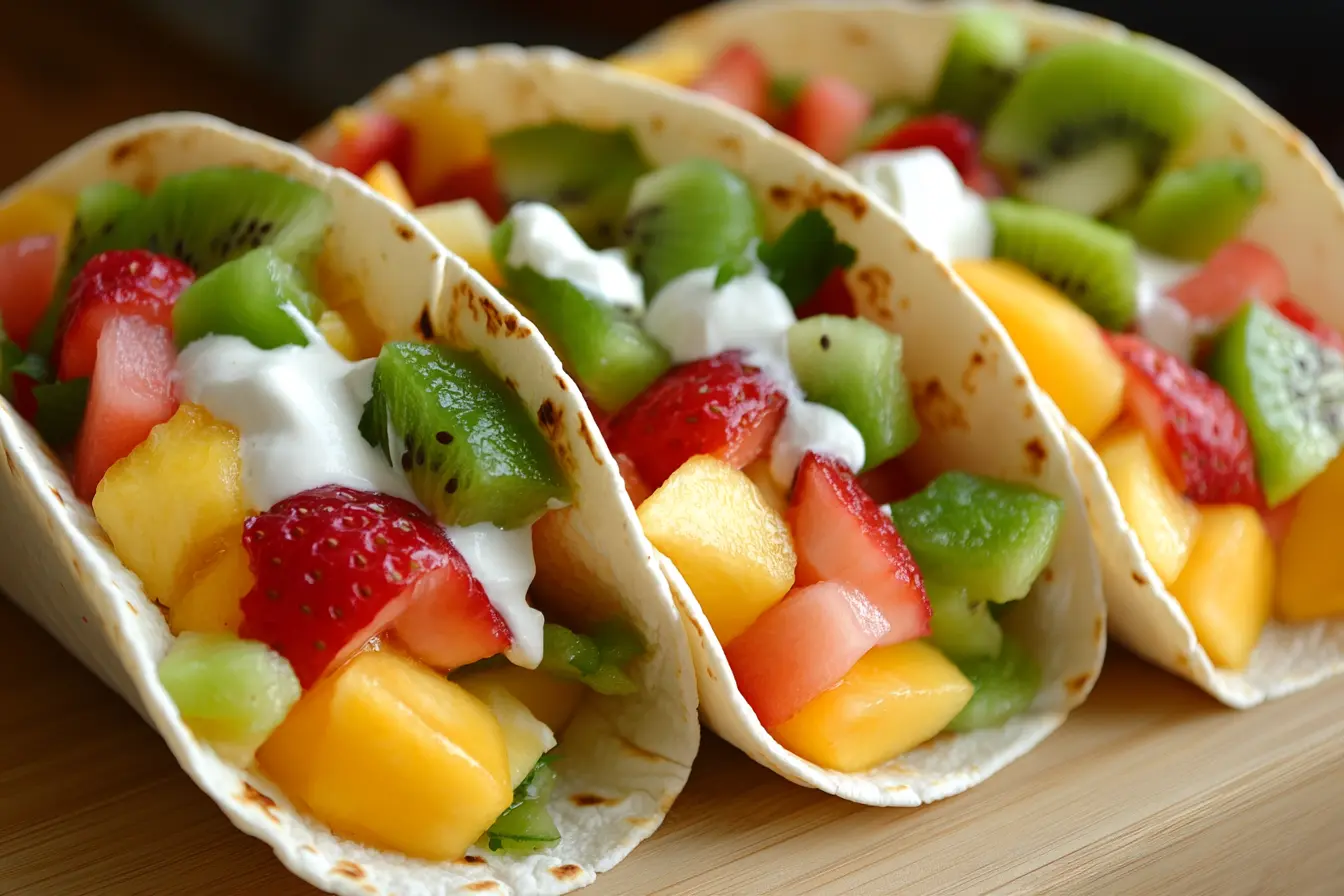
left=0, top=235, right=60, bottom=349
left=1272, top=297, right=1344, bottom=355
left=725, top=581, right=889, bottom=729
left=606, top=352, right=788, bottom=488
left=794, top=267, right=856, bottom=319
left=1168, top=241, right=1289, bottom=322
left=788, top=452, right=931, bottom=644
left=314, top=109, right=413, bottom=180
left=392, top=545, right=511, bottom=671
left=58, top=250, right=195, bottom=381
left=615, top=453, right=652, bottom=506
left=72, top=317, right=178, bottom=500
left=421, top=160, right=508, bottom=221
left=1261, top=496, right=1299, bottom=546
left=856, top=457, right=922, bottom=506
left=786, top=75, right=873, bottom=163
left=1108, top=333, right=1263, bottom=507
left=692, top=43, right=770, bottom=119
left=964, top=165, right=1005, bottom=198
left=872, top=114, right=980, bottom=181
left=8, top=373, right=38, bottom=421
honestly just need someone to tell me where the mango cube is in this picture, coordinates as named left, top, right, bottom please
left=316, top=309, right=363, bottom=361
left=363, top=160, right=414, bottom=210
left=638, top=455, right=797, bottom=643
left=457, top=679, right=557, bottom=788
left=770, top=641, right=973, bottom=773
left=378, top=96, right=489, bottom=198
left=0, top=188, right=76, bottom=246
left=456, top=662, right=586, bottom=735
left=258, top=650, right=511, bottom=861
left=416, top=200, right=502, bottom=285
left=1277, top=453, right=1344, bottom=622
left=608, top=46, right=708, bottom=86
left=169, top=538, right=252, bottom=635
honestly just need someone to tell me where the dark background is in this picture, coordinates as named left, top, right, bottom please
left=2, top=0, right=1339, bottom=185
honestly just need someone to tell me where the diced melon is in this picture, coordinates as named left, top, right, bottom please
left=456, top=662, right=586, bottom=734
left=363, top=160, right=414, bottom=210
left=638, top=455, right=797, bottom=643
left=0, top=188, right=76, bottom=247
left=743, top=458, right=789, bottom=516
left=457, top=679, right=557, bottom=788
left=770, top=641, right=973, bottom=773
left=316, top=309, right=362, bottom=360
left=1277, top=453, right=1344, bottom=622
left=608, top=46, right=708, bottom=86
left=378, top=95, right=490, bottom=199
left=416, top=200, right=502, bottom=285
left=169, top=537, right=252, bottom=635
left=258, top=650, right=511, bottom=861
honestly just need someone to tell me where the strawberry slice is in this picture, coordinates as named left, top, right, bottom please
left=725, top=581, right=889, bottom=729
left=788, top=452, right=931, bottom=644
left=391, top=545, right=510, bottom=671
left=871, top=114, right=980, bottom=182
left=606, top=352, right=789, bottom=489
left=794, top=267, right=856, bottom=319
left=312, top=108, right=413, bottom=180
left=0, top=235, right=60, bottom=349
left=57, top=250, right=195, bottom=381
left=1272, top=297, right=1344, bottom=355
left=964, top=165, right=1006, bottom=198
left=1168, top=241, right=1289, bottom=322
left=1107, top=333, right=1263, bottom=507
left=691, top=43, right=770, bottom=119
left=421, top=160, right=508, bottom=221
left=1261, top=496, right=1299, bottom=546
left=785, top=75, right=874, bottom=163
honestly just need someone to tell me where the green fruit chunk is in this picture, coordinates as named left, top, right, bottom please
left=1122, top=159, right=1263, bottom=261
left=536, top=621, right=642, bottom=696
left=172, top=247, right=324, bottom=349
left=359, top=342, right=570, bottom=528
left=1205, top=302, right=1344, bottom=507
left=757, top=209, right=857, bottom=308
left=926, top=581, right=1004, bottom=661
left=492, top=123, right=651, bottom=248
left=621, top=159, right=763, bottom=299
left=769, top=74, right=807, bottom=111
left=945, top=636, right=1041, bottom=732
left=31, top=378, right=90, bottom=448
left=481, top=759, right=561, bottom=854
left=492, top=218, right=670, bottom=413
left=889, top=471, right=1064, bottom=603
left=787, top=314, right=919, bottom=468
left=931, top=7, right=1027, bottom=126
left=852, top=100, right=915, bottom=153
left=157, top=632, right=300, bottom=764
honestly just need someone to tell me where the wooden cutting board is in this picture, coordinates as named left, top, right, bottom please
left=1, top=596, right=1341, bottom=896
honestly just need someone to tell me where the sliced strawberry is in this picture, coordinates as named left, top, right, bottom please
left=615, top=453, right=652, bottom=506
left=312, top=108, right=413, bottom=180
left=691, top=43, right=770, bottom=119
left=794, top=267, right=856, bottom=319
left=871, top=114, right=980, bottom=181
left=1261, top=496, right=1299, bottom=546
left=606, top=352, right=789, bottom=488
left=1272, top=297, right=1344, bottom=355
left=725, top=581, right=889, bottom=729
left=391, top=545, right=510, bottom=671
left=1168, top=241, right=1289, bottom=322
left=57, top=250, right=195, bottom=381
left=1107, top=333, right=1263, bottom=507
left=785, top=75, right=873, bottom=163
left=788, top=452, right=931, bottom=644
left=421, top=160, right=508, bottom=221
left=0, top=235, right=60, bottom=349
left=72, top=317, right=178, bottom=500
left=856, top=456, right=923, bottom=506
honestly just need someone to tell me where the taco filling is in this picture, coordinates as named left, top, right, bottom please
left=312, top=112, right=1070, bottom=774
left=0, top=166, right=650, bottom=860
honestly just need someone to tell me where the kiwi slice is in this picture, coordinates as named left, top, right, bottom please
left=930, top=7, right=1027, bottom=127
left=983, top=40, right=1208, bottom=216
left=989, top=198, right=1137, bottom=330
left=359, top=342, right=570, bottom=528
left=172, top=247, right=325, bottom=350
left=620, top=159, right=764, bottom=299
left=491, top=123, right=651, bottom=248
left=926, top=581, right=1004, bottom=662
left=1120, top=159, right=1262, bottom=261
left=945, top=636, right=1042, bottom=732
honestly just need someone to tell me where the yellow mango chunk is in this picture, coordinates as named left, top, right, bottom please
left=771, top=641, right=973, bottom=773
left=169, top=538, right=251, bottom=635
left=608, top=46, right=708, bottom=86
left=457, top=679, right=557, bottom=788
left=93, top=404, right=246, bottom=605
left=638, top=455, right=796, bottom=643
left=1277, top=453, right=1344, bottom=622
left=1171, top=504, right=1274, bottom=670
left=363, top=160, right=414, bottom=210
left=955, top=259, right=1125, bottom=441
left=316, top=309, right=362, bottom=360
left=415, top=199, right=502, bottom=285
left=314, top=259, right=387, bottom=358
left=743, top=458, right=789, bottom=516
left=258, top=650, right=512, bottom=861
left=0, top=188, right=76, bottom=247
left=1095, top=426, right=1201, bottom=587
left=378, top=96, right=489, bottom=199
left=456, top=662, right=586, bottom=734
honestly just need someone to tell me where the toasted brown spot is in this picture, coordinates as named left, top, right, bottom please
left=301, top=845, right=318, bottom=855
left=551, top=864, right=583, bottom=881
left=961, top=351, right=986, bottom=395
left=81, top=615, right=89, bottom=624
left=717, top=134, right=743, bottom=157
left=619, top=737, right=667, bottom=763
left=1042, top=568, right=1055, bottom=584
left=1131, top=571, right=1148, bottom=586
left=913, top=378, right=968, bottom=432
left=765, top=180, right=867, bottom=220
left=706, top=664, right=717, bottom=680
left=110, top=137, right=147, bottom=165
left=504, top=315, right=519, bottom=336
left=1175, top=652, right=1192, bottom=671
left=455, top=855, right=488, bottom=866
left=504, top=377, right=518, bottom=392
left=650, top=114, right=665, bottom=134
left=554, top=374, right=569, bottom=391
left=626, top=816, right=653, bottom=827
left=48, top=486, right=64, bottom=506
left=1229, top=129, right=1247, bottom=152
left=125, top=601, right=138, bottom=615
left=842, top=23, right=870, bottom=45
left=1093, top=617, right=1105, bottom=644
left=538, top=399, right=560, bottom=433
left=395, top=224, right=414, bottom=242
left=1014, top=374, right=1027, bottom=388
left=688, top=615, right=705, bottom=638
left=1024, top=437, right=1047, bottom=476
left=577, top=415, right=599, bottom=460
left=1066, top=674, right=1091, bottom=697
left=417, top=308, right=434, bottom=339
left=904, top=236, right=920, bottom=253
left=466, top=883, right=499, bottom=892
left=897, top=296, right=911, bottom=311
left=854, top=266, right=893, bottom=313
left=5, top=451, right=15, bottom=475
left=1023, top=402, right=1035, bottom=420
left=768, top=184, right=794, bottom=208
left=1027, top=34, right=1051, bottom=53
left=240, top=783, right=279, bottom=822
left=332, top=860, right=365, bottom=880
left=479, top=295, right=508, bottom=336
left=570, top=793, right=617, bottom=808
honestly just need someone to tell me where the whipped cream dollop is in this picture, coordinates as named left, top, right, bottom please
left=505, top=202, right=645, bottom=314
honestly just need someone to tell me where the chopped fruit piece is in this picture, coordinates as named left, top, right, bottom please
left=159, top=633, right=300, bottom=765
left=1273, top=297, right=1344, bottom=355
left=92, top=403, right=242, bottom=601
left=786, top=75, right=874, bottom=163
left=75, top=317, right=180, bottom=502
left=756, top=209, right=856, bottom=308
left=726, top=582, right=889, bottom=729
left=871, top=114, right=979, bottom=181
left=770, top=641, right=973, bottom=772
left=455, top=663, right=586, bottom=734
left=0, top=189, right=76, bottom=248
left=1122, top=160, right=1263, bottom=261
left=1169, top=241, right=1289, bottom=321
left=535, top=621, right=642, bottom=696
left=616, top=453, right=652, bottom=507
left=794, top=266, right=856, bottom=319
left=639, top=455, right=797, bottom=643
left=363, top=160, right=414, bottom=210
left=1108, top=333, right=1262, bottom=506
left=258, top=649, right=511, bottom=861
left=483, top=760, right=560, bottom=855
left=0, top=235, right=60, bottom=349
left=691, top=43, right=770, bottom=119
left=169, top=538, right=251, bottom=635
left=966, top=165, right=1006, bottom=198
left=1170, top=504, right=1273, bottom=669
left=926, top=581, right=1003, bottom=661
left=313, top=108, right=412, bottom=179
left=607, top=353, right=788, bottom=488
left=392, top=544, right=511, bottom=672
left=57, top=249, right=196, bottom=381
left=945, top=635, right=1041, bottom=732
left=1261, top=496, right=1299, bottom=547
left=856, top=457, right=922, bottom=506
left=1276, top=453, right=1344, bottom=621
left=415, top=199, right=501, bottom=284
left=171, top=247, right=323, bottom=350
left=955, top=259, right=1125, bottom=441
left=456, top=680, right=556, bottom=788
left=316, top=309, right=361, bottom=360
left=1095, top=426, right=1201, bottom=587
left=240, top=485, right=472, bottom=689
left=421, top=160, right=508, bottom=223
left=930, top=7, right=1026, bottom=127
left=378, top=95, right=489, bottom=201
left=743, top=458, right=788, bottom=515
left=790, top=452, right=931, bottom=644
left=609, top=45, right=707, bottom=86
left=851, top=100, right=914, bottom=153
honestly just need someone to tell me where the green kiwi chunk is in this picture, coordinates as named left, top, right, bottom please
left=931, top=7, right=1027, bottom=126
left=989, top=198, right=1137, bottom=330
left=926, top=581, right=1004, bottom=662
left=945, top=636, right=1042, bottom=732
left=1121, top=159, right=1263, bottom=261
left=481, top=759, right=560, bottom=854
left=172, top=247, right=324, bottom=349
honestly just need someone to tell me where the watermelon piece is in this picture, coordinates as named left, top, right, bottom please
left=0, top=235, right=60, bottom=350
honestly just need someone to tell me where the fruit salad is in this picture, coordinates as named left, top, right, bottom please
left=642, top=9, right=1344, bottom=667
left=312, top=111, right=1069, bottom=773
left=0, top=165, right=652, bottom=860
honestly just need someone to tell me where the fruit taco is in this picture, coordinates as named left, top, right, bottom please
left=0, top=113, right=700, bottom=896
left=621, top=0, right=1344, bottom=708
left=302, top=45, right=1105, bottom=806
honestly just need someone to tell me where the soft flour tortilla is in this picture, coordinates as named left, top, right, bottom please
left=0, top=113, right=699, bottom=896
left=303, top=46, right=1107, bottom=805
left=626, top=0, right=1344, bottom=710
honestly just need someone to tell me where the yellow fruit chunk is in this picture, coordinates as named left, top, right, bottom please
left=457, top=679, right=557, bottom=788
left=771, top=641, right=973, bottom=773
left=1277, top=454, right=1344, bottom=622
left=1171, top=504, right=1274, bottom=670
left=314, top=259, right=386, bottom=358
left=363, top=160, right=414, bottom=210
left=1095, top=426, right=1200, bottom=587
left=955, top=259, right=1125, bottom=441
left=415, top=200, right=502, bottom=285
left=743, top=458, right=788, bottom=516
left=378, top=96, right=489, bottom=199
left=258, top=650, right=512, bottom=861
left=638, top=455, right=796, bottom=643
left=169, top=538, right=251, bottom=635
left=316, top=309, right=362, bottom=360
left=608, top=46, right=708, bottom=86
left=0, top=188, right=76, bottom=247
left=93, top=404, right=246, bottom=605
left=456, top=662, right=586, bottom=734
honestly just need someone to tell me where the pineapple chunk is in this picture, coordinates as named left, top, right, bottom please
left=314, top=259, right=386, bottom=358
left=955, top=259, right=1125, bottom=441
left=415, top=200, right=502, bottom=285
left=743, top=458, right=789, bottom=516
left=1277, top=454, right=1344, bottom=622
left=456, top=662, right=586, bottom=734
left=770, top=641, right=973, bottom=773
left=0, top=188, right=76, bottom=247
left=457, top=679, right=557, bottom=788
left=363, top=160, right=414, bottom=211
left=1095, top=426, right=1201, bottom=587
left=1170, top=504, right=1274, bottom=670
left=169, top=538, right=251, bottom=635
left=93, top=404, right=246, bottom=605
left=378, top=95, right=489, bottom=199
left=638, top=455, right=796, bottom=643
left=258, top=650, right=511, bottom=861
left=316, top=309, right=362, bottom=360
left=608, top=46, right=708, bottom=86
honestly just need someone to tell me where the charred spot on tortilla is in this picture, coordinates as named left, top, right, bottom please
left=1042, top=568, right=1055, bottom=584
left=650, top=114, right=665, bottom=134
left=1131, top=571, right=1148, bottom=586
left=538, top=399, right=560, bottom=433
left=1024, top=437, right=1047, bottom=475
left=1013, top=374, right=1027, bottom=388
left=855, top=266, right=892, bottom=308
left=1065, top=673, right=1092, bottom=696
left=455, top=855, right=488, bottom=866
left=417, top=308, right=434, bottom=339
left=48, top=486, right=64, bottom=506
left=239, top=783, right=280, bottom=822
left=395, top=224, right=414, bottom=242
left=332, top=860, right=366, bottom=880
left=1023, top=402, right=1034, bottom=419
left=570, top=793, right=617, bottom=807
left=110, top=136, right=148, bottom=166
left=465, top=882, right=499, bottom=891
left=504, top=377, right=518, bottom=392
left=1094, top=618, right=1105, bottom=644
left=125, top=600, right=138, bottom=615
left=551, top=864, right=584, bottom=881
